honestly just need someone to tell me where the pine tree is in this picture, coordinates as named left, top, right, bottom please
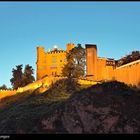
left=10, top=64, right=35, bottom=89
left=10, top=65, right=23, bottom=89
left=62, top=44, right=86, bottom=79
left=22, top=64, right=35, bottom=86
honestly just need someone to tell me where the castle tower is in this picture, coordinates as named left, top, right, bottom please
left=66, top=43, right=75, bottom=53
left=86, top=44, right=97, bottom=80
left=36, top=47, right=46, bottom=80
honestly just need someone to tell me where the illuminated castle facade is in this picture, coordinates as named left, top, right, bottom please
left=36, top=43, right=140, bottom=86
left=86, top=44, right=140, bottom=86
left=36, top=43, right=75, bottom=80
left=1, top=43, right=139, bottom=100
left=86, top=44, right=115, bottom=81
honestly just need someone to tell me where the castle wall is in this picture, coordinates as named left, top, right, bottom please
left=36, top=43, right=140, bottom=88
left=96, top=58, right=115, bottom=81
left=86, top=44, right=140, bottom=87
left=96, top=58, right=106, bottom=81
left=114, top=59, right=140, bottom=86
left=96, top=58, right=140, bottom=86
left=0, top=90, right=17, bottom=100
left=106, top=66, right=115, bottom=81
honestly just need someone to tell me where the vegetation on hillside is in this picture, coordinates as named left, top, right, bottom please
left=0, top=80, right=140, bottom=133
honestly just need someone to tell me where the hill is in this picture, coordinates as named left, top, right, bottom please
left=0, top=80, right=140, bottom=134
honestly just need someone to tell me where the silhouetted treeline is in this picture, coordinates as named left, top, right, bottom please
left=117, top=51, right=140, bottom=67
left=10, top=64, right=35, bottom=89
left=0, top=84, right=7, bottom=90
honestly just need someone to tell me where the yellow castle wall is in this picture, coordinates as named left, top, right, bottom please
left=0, top=90, right=17, bottom=100
left=96, top=59, right=140, bottom=86
left=96, top=58, right=106, bottom=81
left=96, top=58, right=115, bottom=81
left=114, top=60, right=140, bottom=86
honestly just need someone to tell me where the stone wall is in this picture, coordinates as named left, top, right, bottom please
left=0, top=76, right=66, bottom=100
left=114, top=59, right=140, bottom=87
left=0, top=90, right=17, bottom=100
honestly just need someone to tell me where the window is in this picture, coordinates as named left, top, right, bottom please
left=51, top=64, right=57, bottom=69
left=52, top=56, right=57, bottom=63
left=55, top=72, right=57, bottom=76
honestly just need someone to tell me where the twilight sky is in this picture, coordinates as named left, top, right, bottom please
left=0, top=2, right=140, bottom=88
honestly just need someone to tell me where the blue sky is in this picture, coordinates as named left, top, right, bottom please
left=0, top=2, right=140, bottom=88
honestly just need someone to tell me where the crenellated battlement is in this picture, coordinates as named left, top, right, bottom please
left=0, top=89, right=17, bottom=100
left=46, top=50, right=66, bottom=54
left=0, top=89, right=16, bottom=92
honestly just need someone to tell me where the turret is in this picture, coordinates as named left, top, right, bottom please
left=86, top=44, right=97, bottom=80
left=66, top=43, right=75, bottom=53
left=36, top=47, right=46, bottom=80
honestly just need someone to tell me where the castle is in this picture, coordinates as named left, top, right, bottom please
left=36, top=43, right=75, bottom=80
left=36, top=43, right=140, bottom=87
left=0, top=43, right=140, bottom=100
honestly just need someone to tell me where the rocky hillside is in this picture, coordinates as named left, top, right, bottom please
left=0, top=80, right=140, bottom=134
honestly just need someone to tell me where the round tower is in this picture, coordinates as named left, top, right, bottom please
left=86, top=44, right=97, bottom=81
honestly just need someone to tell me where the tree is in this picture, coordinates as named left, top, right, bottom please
left=10, top=64, right=35, bottom=89
left=62, top=44, right=86, bottom=79
left=10, top=65, right=23, bottom=89
left=22, top=64, right=35, bottom=86
left=0, top=84, right=7, bottom=90
left=117, top=51, right=140, bottom=67
left=131, top=51, right=140, bottom=61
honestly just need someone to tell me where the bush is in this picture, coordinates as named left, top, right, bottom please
left=50, top=79, right=80, bottom=93
left=42, top=79, right=81, bottom=101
